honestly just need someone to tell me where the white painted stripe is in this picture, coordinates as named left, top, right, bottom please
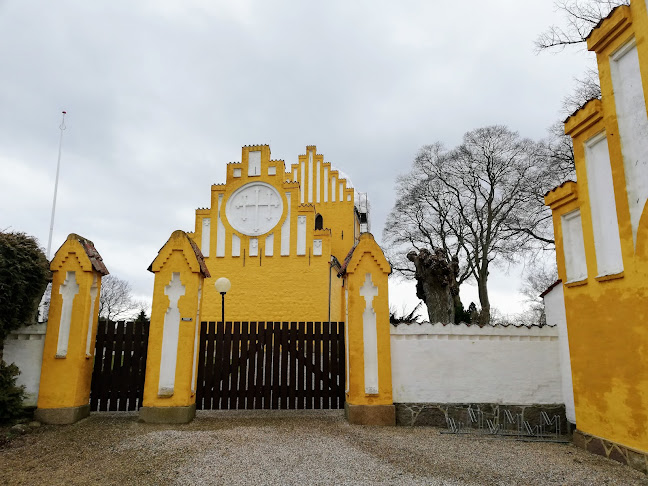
left=300, top=161, right=305, bottom=204
left=316, top=161, right=321, bottom=203
left=610, top=39, right=648, bottom=248
left=324, top=167, right=329, bottom=202
left=297, top=215, right=306, bottom=255
left=265, top=233, right=274, bottom=256
left=201, top=218, right=210, bottom=257
left=308, top=151, right=313, bottom=203
left=584, top=132, right=623, bottom=276
left=331, top=176, right=336, bottom=202
left=159, top=272, right=185, bottom=396
left=293, top=168, right=297, bottom=182
left=216, top=195, right=225, bottom=257
left=232, top=234, right=240, bottom=257
left=345, top=286, right=349, bottom=393
left=360, top=273, right=379, bottom=394
left=191, top=282, right=202, bottom=394
left=339, top=182, right=344, bottom=201
left=56, top=271, right=79, bottom=358
left=562, top=210, right=587, bottom=282
left=85, top=275, right=98, bottom=356
left=281, top=193, right=291, bottom=256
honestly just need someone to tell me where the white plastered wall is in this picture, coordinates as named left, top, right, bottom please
left=391, top=323, right=562, bottom=404
left=4, top=323, right=47, bottom=407
left=543, top=283, right=576, bottom=424
left=610, top=38, right=648, bottom=248
left=584, top=133, right=624, bottom=276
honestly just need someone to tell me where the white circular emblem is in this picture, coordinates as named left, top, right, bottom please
left=225, top=182, right=284, bottom=236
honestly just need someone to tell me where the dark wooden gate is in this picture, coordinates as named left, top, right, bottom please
left=90, top=320, right=149, bottom=411
left=196, top=321, right=345, bottom=410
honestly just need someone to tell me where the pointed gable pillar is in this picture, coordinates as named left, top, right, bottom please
left=36, top=234, right=108, bottom=424
left=341, top=233, right=395, bottom=425
left=140, top=230, right=209, bottom=423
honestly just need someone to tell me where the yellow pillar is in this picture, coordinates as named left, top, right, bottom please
left=140, top=230, right=209, bottom=423
left=35, top=234, right=108, bottom=424
left=342, top=233, right=394, bottom=425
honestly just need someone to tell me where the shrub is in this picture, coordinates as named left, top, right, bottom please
left=0, top=231, right=50, bottom=345
left=0, top=362, right=25, bottom=424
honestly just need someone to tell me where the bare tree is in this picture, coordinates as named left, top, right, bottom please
left=385, top=126, right=561, bottom=326
left=520, top=261, right=560, bottom=326
left=535, top=0, right=628, bottom=51
left=561, top=68, right=602, bottom=115
left=99, top=275, right=140, bottom=322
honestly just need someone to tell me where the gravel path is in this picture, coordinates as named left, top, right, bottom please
left=0, top=410, right=646, bottom=485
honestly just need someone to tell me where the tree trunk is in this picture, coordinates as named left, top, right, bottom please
left=408, top=249, right=455, bottom=324
left=477, top=273, right=490, bottom=326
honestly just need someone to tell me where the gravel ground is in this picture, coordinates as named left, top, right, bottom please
left=0, top=410, right=646, bottom=486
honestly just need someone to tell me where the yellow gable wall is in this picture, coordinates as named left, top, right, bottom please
left=547, top=0, right=648, bottom=453
left=191, top=145, right=356, bottom=323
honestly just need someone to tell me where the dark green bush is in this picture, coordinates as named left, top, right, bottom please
left=0, top=232, right=50, bottom=342
left=0, top=362, right=25, bottom=424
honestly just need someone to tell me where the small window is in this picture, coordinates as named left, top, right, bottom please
left=315, top=214, right=323, bottom=230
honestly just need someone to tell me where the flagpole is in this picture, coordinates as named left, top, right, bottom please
left=46, top=111, right=67, bottom=260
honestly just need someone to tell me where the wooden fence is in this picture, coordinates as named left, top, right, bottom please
left=196, top=321, right=345, bottom=410
left=90, top=320, right=149, bottom=411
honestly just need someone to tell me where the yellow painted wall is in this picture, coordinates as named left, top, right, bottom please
left=344, top=234, right=393, bottom=406
left=143, top=231, right=205, bottom=408
left=38, top=237, right=103, bottom=410
left=191, top=145, right=359, bottom=323
left=546, top=0, right=648, bottom=453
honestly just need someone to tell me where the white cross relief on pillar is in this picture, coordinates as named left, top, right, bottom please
left=85, top=275, right=98, bottom=356
left=56, top=271, right=80, bottom=358
left=360, top=273, right=379, bottom=395
left=159, top=272, right=186, bottom=397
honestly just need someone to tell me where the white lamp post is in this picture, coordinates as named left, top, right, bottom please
left=214, top=277, right=231, bottom=324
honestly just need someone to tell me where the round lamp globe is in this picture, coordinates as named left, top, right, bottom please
left=214, top=277, right=231, bottom=294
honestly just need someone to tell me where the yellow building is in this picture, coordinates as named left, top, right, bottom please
left=545, top=0, right=648, bottom=472
left=189, top=145, right=365, bottom=323
left=138, top=145, right=395, bottom=424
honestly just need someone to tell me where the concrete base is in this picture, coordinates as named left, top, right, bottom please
left=139, top=404, right=196, bottom=424
left=34, top=404, right=90, bottom=425
left=345, top=402, right=395, bottom=426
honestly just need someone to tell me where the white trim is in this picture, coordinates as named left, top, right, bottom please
left=300, top=161, right=305, bottom=204
left=316, top=161, right=321, bottom=203
left=84, top=275, right=98, bottom=357
left=216, top=195, right=225, bottom=257
left=265, top=233, right=274, bottom=256
left=297, top=216, right=306, bottom=255
left=201, top=218, right=210, bottom=258
left=281, top=193, right=291, bottom=256
left=610, top=36, right=637, bottom=61
left=232, top=234, right=240, bottom=257
left=308, top=151, right=313, bottom=203
left=324, top=167, right=329, bottom=203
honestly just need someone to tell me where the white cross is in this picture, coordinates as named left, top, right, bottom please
left=359, top=273, right=379, bottom=311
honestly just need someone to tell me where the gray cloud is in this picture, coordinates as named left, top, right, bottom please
left=0, top=0, right=591, bottom=311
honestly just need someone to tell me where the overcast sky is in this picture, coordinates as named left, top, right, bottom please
left=0, top=1, right=593, bottom=317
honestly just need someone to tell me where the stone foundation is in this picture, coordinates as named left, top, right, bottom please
left=139, top=404, right=196, bottom=424
left=573, top=430, right=648, bottom=475
left=395, top=403, right=569, bottom=432
left=34, top=404, right=90, bottom=425
left=345, top=402, right=395, bottom=426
